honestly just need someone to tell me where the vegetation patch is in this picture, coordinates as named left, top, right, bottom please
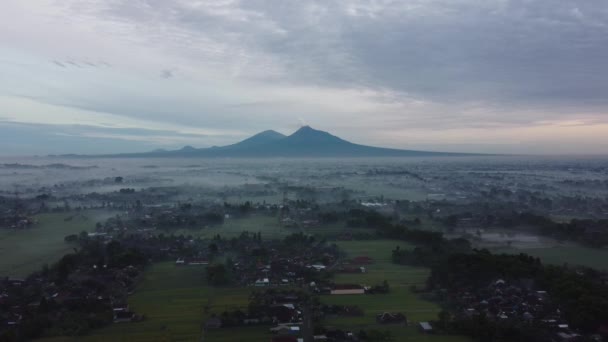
left=0, top=210, right=115, bottom=277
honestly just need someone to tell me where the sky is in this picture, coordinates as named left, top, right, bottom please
left=1, top=0, right=608, bottom=155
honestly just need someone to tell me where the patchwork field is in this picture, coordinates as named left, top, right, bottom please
left=321, top=240, right=472, bottom=342
left=25, top=217, right=599, bottom=341
left=41, top=262, right=266, bottom=342
left=41, top=239, right=471, bottom=342
left=0, top=210, right=116, bottom=277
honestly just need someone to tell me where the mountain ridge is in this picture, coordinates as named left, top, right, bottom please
left=60, top=126, right=482, bottom=158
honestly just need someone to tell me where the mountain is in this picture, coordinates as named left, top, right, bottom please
left=224, top=130, right=286, bottom=148
left=70, top=126, right=478, bottom=158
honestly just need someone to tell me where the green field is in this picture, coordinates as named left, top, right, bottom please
left=321, top=240, right=471, bottom=342
left=41, top=262, right=267, bottom=342
left=41, top=239, right=470, bottom=342
left=169, top=214, right=366, bottom=240
left=494, top=245, right=608, bottom=271
left=0, top=210, right=116, bottom=277
left=172, top=215, right=288, bottom=240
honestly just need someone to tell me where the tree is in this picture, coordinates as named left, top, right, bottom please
left=64, top=234, right=78, bottom=243
left=438, top=310, right=452, bottom=330
left=206, top=264, right=229, bottom=285
left=382, top=280, right=390, bottom=293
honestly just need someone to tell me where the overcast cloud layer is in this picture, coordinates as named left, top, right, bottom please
left=1, top=0, right=608, bottom=155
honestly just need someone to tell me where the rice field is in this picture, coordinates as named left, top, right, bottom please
left=494, top=245, right=608, bottom=271
left=321, top=240, right=472, bottom=342
left=0, top=210, right=116, bottom=277
left=40, top=262, right=265, bottom=342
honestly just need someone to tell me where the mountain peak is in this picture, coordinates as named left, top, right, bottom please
left=286, top=126, right=348, bottom=145
left=231, top=129, right=286, bottom=147
left=255, top=130, right=285, bottom=138
left=180, top=145, right=197, bottom=151
left=293, top=125, right=320, bottom=134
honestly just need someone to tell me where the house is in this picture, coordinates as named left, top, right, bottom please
left=271, top=336, right=299, bottom=342
left=331, top=284, right=365, bottom=295
left=255, top=278, right=270, bottom=287
left=556, top=332, right=580, bottom=341
left=205, top=316, right=222, bottom=329
left=352, top=256, right=373, bottom=265
left=113, top=311, right=135, bottom=323
left=376, top=312, right=407, bottom=325
left=112, top=305, right=129, bottom=314
left=270, top=325, right=292, bottom=335
left=419, top=321, right=433, bottom=333
left=187, top=258, right=209, bottom=266
left=8, top=279, right=25, bottom=287
left=289, top=326, right=301, bottom=335
left=270, top=305, right=298, bottom=323
left=244, top=318, right=261, bottom=325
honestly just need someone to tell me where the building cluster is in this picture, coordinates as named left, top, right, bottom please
left=449, top=279, right=581, bottom=341
left=0, top=214, right=34, bottom=229
left=0, top=262, right=144, bottom=334
left=228, top=239, right=339, bottom=288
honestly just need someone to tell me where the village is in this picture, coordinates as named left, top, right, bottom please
left=0, top=208, right=411, bottom=341
left=1, top=158, right=608, bottom=341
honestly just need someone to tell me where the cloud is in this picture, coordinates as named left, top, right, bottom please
left=0, top=121, right=240, bottom=155
left=160, top=69, right=174, bottom=79
left=0, top=0, right=607, bottom=154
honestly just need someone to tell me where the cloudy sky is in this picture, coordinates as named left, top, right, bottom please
left=1, top=0, right=607, bottom=155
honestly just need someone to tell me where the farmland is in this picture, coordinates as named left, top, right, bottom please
left=41, top=262, right=266, bottom=342
left=40, top=240, right=471, bottom=342
left=169, top=215, right=289, bottom=240
left=321, top=240, right=472, bottom=342
left=1, top=156, right=606, bottom=341
left=0, top=210, right=116, bottom=277
left=495, top=245, right=608, bottom=271
left=169, top=214, right=363, bottom=240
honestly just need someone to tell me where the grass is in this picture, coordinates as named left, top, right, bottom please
left=494, top=245, right=608, bottom=271
left=321, top=240, right=471, bottom=342
left=167, top=214, right=364, bottom=240
left=0, top=210, right=116, bottom=277
left=41, top=262, right=266, bottom=342
left=40, top=240, right=470, bottom=342
left=25, top=212, right=603, bottom=341
left=168, top=215, right=288, bottom=240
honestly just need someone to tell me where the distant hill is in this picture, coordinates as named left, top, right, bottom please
left=66, top=126, right=480, bottom=158
left=231, top=130, right=286, bottom=147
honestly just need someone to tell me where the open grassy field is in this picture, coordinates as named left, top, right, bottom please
left=0, top=210, right=116, bottom=277
left=170, top=214, right=366, bottom=240
left=42, top=240, right=470, bottom=342
left=170, top=215, right=290, bottom=240
left=41, top=262, right=268, bottom=342
left=494, top=245, right=608, bottom=271
left=322, top=240, right=471, bottom=342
